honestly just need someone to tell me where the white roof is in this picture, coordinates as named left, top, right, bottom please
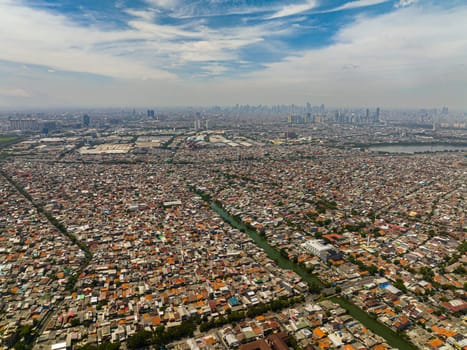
left=51, top=342, right=67, bottom=350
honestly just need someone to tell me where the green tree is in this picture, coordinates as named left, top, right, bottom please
left=127, top=330, right=151, bottom=350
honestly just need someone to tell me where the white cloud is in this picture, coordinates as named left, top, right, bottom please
left=0, top=1, right=174, bottom=80
left=1, top=0, right=466, bottom=109
left=0, top=87, right=30, bottom=97
left=326, top=0, right=389, bottom=12
left=146, top=0, right=178, bottom=9
left=247, top=4, right=467, bottom=108
left=0, top=0, right=289, bottom=80
left=396, top=0, right=418, bottom=8
left=267, top=0, right=317, bottom=19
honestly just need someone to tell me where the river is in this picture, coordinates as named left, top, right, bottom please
left=209, top=201, right=323, bottom=288
left=369, top=144, right=467, bottom=154
left=206, top=198, right=419, bottom=350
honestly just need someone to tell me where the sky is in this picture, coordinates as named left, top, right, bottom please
left=0, top=0, right=466, bottom=109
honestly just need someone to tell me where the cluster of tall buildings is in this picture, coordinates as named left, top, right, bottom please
left=288, top=108, right=381, bottom=125
left=8, top=118, right=58, bottom=133
left=194, top=119, right=209, bottom=130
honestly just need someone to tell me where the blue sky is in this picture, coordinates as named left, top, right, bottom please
left=0, top=0, right=466, bottom=109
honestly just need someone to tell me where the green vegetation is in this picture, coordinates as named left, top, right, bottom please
left=194, top=186, right=418, bottom=350
left=199, top=295, right=305, bottom=332
left=394, top=278, right=408, bottom=293
left=419, top=266, right=434, bottom=283
left=10, top=325, right=38, bottom=350
left=78, top=342, right=121, bottom=350
left=0, top=170, right=92, bottom=263
left=0, top=135, right=22, bottom=158
left=0, top=136, right=19, bottom=143
left=347, top=255, right=379, bottom=276
left=126, top=319, right=197, bottom=350
left=192, top=186, right=325, bottom=289
left=332, top=297, right=418, bottom=350
left=0, top=170, right=93, bottom=345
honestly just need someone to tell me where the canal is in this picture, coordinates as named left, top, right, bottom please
left=204, top=195, right=419, bottom=350
left=331, top=297, right=418, bottom=350
left=209, top=200, right=323, bottom=288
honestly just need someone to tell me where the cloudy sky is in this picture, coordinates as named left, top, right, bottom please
left=0, top=0, right=466, bottom=109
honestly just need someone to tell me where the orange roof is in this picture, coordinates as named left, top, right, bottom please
left=318, top=338, right=331, bottom=350
left=205, top=336, right=216, bottom=345
left=372, top=344, right=387, bottom=350
left=152, top=316, right=161, bottom=325
left=427, top=338, right=443, bottom=348
left=432, top=326, right=456, bottom=338
left=252, top=326, right=262, bottom=335
left=313, top=327, right=326, bottom=339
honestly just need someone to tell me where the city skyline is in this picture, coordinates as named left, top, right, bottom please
left=0, top=0, right=466, bottom=109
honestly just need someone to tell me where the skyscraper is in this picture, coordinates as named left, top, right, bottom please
left=83, top=114, right=90, bottom=128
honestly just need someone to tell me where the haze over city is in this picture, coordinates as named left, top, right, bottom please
left=1, top=0, right=466, bottom=109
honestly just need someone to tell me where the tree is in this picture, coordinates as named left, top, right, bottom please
left=70, top=317, right=81, bottom=327
left=308, top=282, right=322, bottom=294
left=420, top=266, right=434, bottom=282
left=280, top=248, right=288, bottom=258
left=367, top=264, right=378, bottom=275
left=394, top=278, right=407, bottom=293
left=454, top=265, right=466, bottom=275
left=127, top=330, right=151, bottom=350
left=78, top=343, right=121, bottom=350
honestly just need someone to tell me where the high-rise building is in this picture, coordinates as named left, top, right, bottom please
left=82, top=114, right=90, bottom=128
left=288, top=115, right=306, bottom=124
left=9, top=118, right=40, bottom=131
left=376, top=108, right=380, bottom=122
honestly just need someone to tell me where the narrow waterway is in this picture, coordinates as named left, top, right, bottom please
left=331, top=297, right=418, bottom=350
left=207, top=198, right=419, bottom=350
left=209, top=201, right=323, bottom=288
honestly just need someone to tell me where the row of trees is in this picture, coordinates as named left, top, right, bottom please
left=126, top=320, right=197, bottom=350
left=76, top=295, right=307, bottom=350
left=199, top=295, right=305, bottom=332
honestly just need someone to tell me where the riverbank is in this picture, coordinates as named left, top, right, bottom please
left=194, top=187, right=420, bottom=350
left=331, top=297, right=418, bottom=350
